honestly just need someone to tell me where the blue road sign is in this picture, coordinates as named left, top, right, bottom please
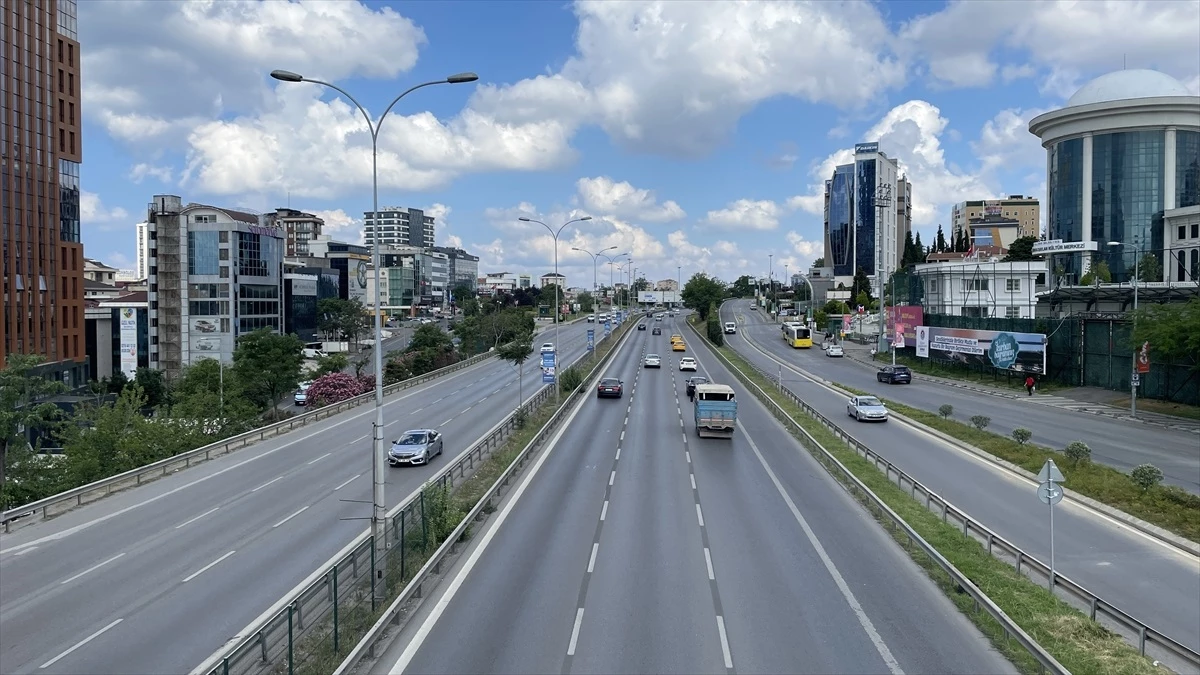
left=586, top=329, right=595, bottom=352
left=604, top=320, right=612, bottom=337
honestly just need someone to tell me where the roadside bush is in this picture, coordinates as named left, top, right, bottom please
left=306, top=372, right=368, bottom=407
left=938, top=404, right=953, bottom=419
left=1011, top=427, right=1033, bottom=445
left=558, top=366, right=584, bottom=394
left=1130, top=464, right=1164, bottom=491
left=969, top=415, right=991, bottom=430
left=705, top=304, right=725, bottom=346
left=419, top=482, right=467, bottom=548
left=1064, top=441, right=1092, bottom=465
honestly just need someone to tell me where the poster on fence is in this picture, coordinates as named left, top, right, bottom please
left=914, top=326, right=1047, bottom=374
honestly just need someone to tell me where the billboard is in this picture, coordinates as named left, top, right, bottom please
left=854, top=142, right=879, bottom=155
left=349, top=260, right=369, bottom=303
left=915, top=326, right=1047, bottom=374
left=638, top=291, right=678, bottom=304
left=119, top=308, right=138, bottom=377
left=885, top=306, right=924, bottom=340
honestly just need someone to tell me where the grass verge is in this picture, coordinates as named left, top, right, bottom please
left=282, top=319, right=636, bottom=674
left=865, top=351, right=1066, bottom=394
left=1107, top=396, right=1200, bottom=422
left=709, top=342, right=1160, bottom=675
left=835, top=382, right=1200, bottom=543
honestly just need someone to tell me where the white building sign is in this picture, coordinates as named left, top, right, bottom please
left=1031, top=239, right=1099, bottom=255
left=119, top=308, right=138, bottom=377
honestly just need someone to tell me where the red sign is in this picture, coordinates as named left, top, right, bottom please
left=1136, top=341, right=1150, bottom=374
left=887, top=306, right=925, bottom=339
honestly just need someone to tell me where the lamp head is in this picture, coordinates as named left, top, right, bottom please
left=446, top=72, right=479, bottom=84
left=1107, top=240, right=1121, bottom=247
left=270, top=69, right=303, bottom=82
left=518, top=217, right=532, bottom=222
left=579, top=216, right=593, bottom=222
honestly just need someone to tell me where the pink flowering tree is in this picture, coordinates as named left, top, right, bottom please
left=306, top=372, right=368, bottom=407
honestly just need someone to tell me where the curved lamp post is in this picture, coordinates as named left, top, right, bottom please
left=269, top=68, right=477, bottom=588
left=572, top=245, right=617, bottom=312
left=598, top=250, right=627, bottom=314
left=519, top=216, right=592, bottom=405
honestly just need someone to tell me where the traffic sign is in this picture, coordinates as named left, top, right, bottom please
left=1131, top=372, right=1140, bottom=385
left=1038, top=481, right=1064, bottom=505
left=1036, top=458, right=1065, bottom=483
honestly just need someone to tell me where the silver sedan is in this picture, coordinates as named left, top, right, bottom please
left=847, top=396, right=889, bottom=422
left=389, top=429, right=445, bottom=466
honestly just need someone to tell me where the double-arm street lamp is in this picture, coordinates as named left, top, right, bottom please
left=572, top=245, right=617, bottom=312
left=269, top=68, right=477, bottom=590
left=520, top=216, right=592, bottom=405
left=598, top=250, right=628, bottom=313
left=1107, top=239, right=1143, bottom=418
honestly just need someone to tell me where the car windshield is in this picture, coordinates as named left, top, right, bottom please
left=647, top=354, right=659, bottom=359
left=395, top=433, right=428, bottom=445
left=600, top=378, right=620, bottom=386
left=894, top=366, right=911, bottom=373
left=858, top=397, right=883, bottom=407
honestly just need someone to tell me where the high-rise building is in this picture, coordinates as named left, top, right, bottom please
left=822, top=142, right=905, bottom=285
left=951, top=196, right=1040, bottom=242
left=1, top=0, right=88, bottom=385
left=269, top=208, right=324, bottom=257
left=363, top=207, right=435, bottom=249
left=135, top=222, right=150, bottom=279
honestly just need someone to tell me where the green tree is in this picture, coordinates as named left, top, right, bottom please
left=851, top=266, right=873, bottom=302
left=731, top=275, right=755, bottom=298
left=0, top=354, right=67, bottom=503
left=105, top=370, right=129, bottom=394
left=171, top=359, right=259, bottom=433
left=935, top=224, right=947, bottom=253
left=312, top=352, right=349, bottom=378
left=900, top=230, right=917, bottom=267
left=681, top=273, right=727, bottom=321
left=459, top=294, right=481, bottom=317
left=134, top=367, right=169, bottom=408
left=232, top=328, right=305, bottom=419
left=577, top=291, right=595, bottom=312
left=1002, top=236, right=1039, bottom=262
left=1131, top=297, right=1200, bottom=373
left=705, top=304, right=725, bottom=346
left=497, top=335, right=535, bottom=409
left=632, top=277, right=651, bottom=292
left=1136, top=253, right=1162, bottom=283
left=1080, top=260, right=1112, bottom=286
left=913, top=232, right=925, bottom=263
left=811, top=257, right=826, bottom=268
left=317, top=297, right=370, bottom=343
left=539, top=283, right=564, bottom=318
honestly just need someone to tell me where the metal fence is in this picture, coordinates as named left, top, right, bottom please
left=192, top=318, right=639, bottom=675
left=718, top=323, right=1200, bottom=674
left=1, top=352, right=497, bottom=534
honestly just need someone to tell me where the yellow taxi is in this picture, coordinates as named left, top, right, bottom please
left=672, top=340, right=686, bottom=352
left=670, top=334, right=683, bottom=344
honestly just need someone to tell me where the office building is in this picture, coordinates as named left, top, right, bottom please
left=967, top=215, right=1023, bottom=251
left=655, top=279, right=679, bottom=292
left=519, top=274, right=531, bottom=289
left=85, top=291, right=149, bottom=382
left=363, top=206, right=435, bottom=249
left=145, top=195, right=285, bottom=379
left=541, top=272, right=567, bottom=288
left=268, top=208, right=324, bottom=257
left=1029, top=69, right=1200, bottom=283
left=305, top=235, right=371, bottom=304
left=1165, top=205, right=1200, bottom=283
left=283, top=271, right=319, bottom=342
left=431, top=246, right=480, bottom=293
left=1, top=0, right=88, bottom=386
left=951, top=196, right=1040, bottom=242
left=822, top=142, right=906, bottom=286
left=479, top=272, right=518, bottom=295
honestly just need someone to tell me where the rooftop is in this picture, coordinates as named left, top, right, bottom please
left=1066, top=69, right=1193, bottom=108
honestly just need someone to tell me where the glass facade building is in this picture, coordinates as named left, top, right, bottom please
left=827, top=166, right=854, bottom=277
left=822, top=148, right=901, bottom=284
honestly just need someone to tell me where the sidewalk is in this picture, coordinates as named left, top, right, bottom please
left=837, top=341, right=1200, bottom=435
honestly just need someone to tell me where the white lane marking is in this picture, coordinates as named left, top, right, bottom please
left=413, top=407, right=424, bottom=413
left=627, top=405, right=632, bottom=414
left=609, top=471, right=616, bottom=486
left=439, top=417, right=454, bottom=427
left=39, top=618, right=123, bottom=669
left=690, top=474, right=697, bottom=490
left=60, top=552, right=125, bottom=585
left=704, top=547, right=715, bottom=580
left=716, top=615, right=733, bottom=669
left=696, top=504, right=705, bottom=527
left=273, top=505, right=309, bottom=528
left=600, top=501, right=609, bottom=521
left=174, top=507, right=220, bottom=530
left=740, top=427, right=904, bottom=674
left=250, top=476, right=283, bottom=492
left=182, top=550, right=236, bottom=583
left=307, top=452, right=332, bottom=465
left=460, top=406, right=473, bottom=414
left=351, top=434, right=368, bottom=443
left=567, top=607, right=586, bottom=656
left=15, top=546, right=38, bottom=556
left=333, top=473, right=361, bottom=491
left=620, top=430, right=625, bottom=441
left=685, top=451, right=691, bottom=463
left=587, top=543, right=599, bottom=573
left=623, top=416, right=629, bottom=426
left=615, top=448, right=621, bottom=460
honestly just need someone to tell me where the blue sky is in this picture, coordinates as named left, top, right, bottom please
left=78, top=0, right=1200, bottom=287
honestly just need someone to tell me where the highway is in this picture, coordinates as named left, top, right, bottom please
left=720, top=301, right=1200, bottom=652
left=376, top=316, right=1016, bottom=675
left=0, top=321, right=597, bottom=675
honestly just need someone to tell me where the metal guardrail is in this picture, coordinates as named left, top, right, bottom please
left=1, top=351, right=497, bottom=534
left=715, top=320, right=1200, bottom=674
left=684, top=318, right=1069, bottom=675
left=192, top=318, right=638, bottom=675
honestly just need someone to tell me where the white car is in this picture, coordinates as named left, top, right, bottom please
left=826, top=344, right=844, bottom=357
left=724, top=322, right=737, bottom=334
left=540, top=342, right=555, bottom=353
left=678, top=357, right=697, bottom=372
left=847, top=395, right=889, bottom=422
left=644, top=354, right=662, bottom=368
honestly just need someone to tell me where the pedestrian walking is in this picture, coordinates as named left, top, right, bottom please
left=1025, top=375, right=1036, bottom=396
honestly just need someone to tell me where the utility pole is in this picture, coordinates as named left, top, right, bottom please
left=874, top=182, right=893, bottom=354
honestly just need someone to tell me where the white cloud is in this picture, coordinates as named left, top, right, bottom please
left=128, top=163, right=174, bottom=184
left=309, top=208, right=363, bottom=244
left=426, top=203, right=464, bottom=249
left=575, top=176, right=685, bottom=223
left=972, top=107, right=1051, bottom=177
left=80, top=191, right=130, bottom=227
left=702, top=199, right=784, bottom=231
left=786, top=232, right=822, bottom=259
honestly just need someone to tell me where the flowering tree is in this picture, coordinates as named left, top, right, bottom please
left=306, top=372, right=368, bottom=407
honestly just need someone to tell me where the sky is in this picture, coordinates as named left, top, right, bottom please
left=78, top=0, right=1200, bottom=288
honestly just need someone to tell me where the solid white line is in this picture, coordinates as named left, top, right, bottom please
left=174, top=507, right=219, bottom=530
left=587, top=543, right=599, bottom=573
left=60, top=552, right=125, bottom=585
left=704, top=547, right=715, bottom=580
left=716, top=615, right=733, bottom=669
left=696, top=504, right=705, bottom=527
left=39, top=618, right=123, bottom=669
left=567, top=607, right=585, bottom=656
left=740, top=427, right=904, bottom=674
left=182, top=550, right=236, bottom=583
left=15, top=546, right=38, bottom=556
left=333, top=473, right=361, bottom=491
left=690, top=474, right=697, bottom=490
left=250, top=476, right=283, bottom=492
left=686, top=451, right=691, bottom=463
left=615, top=448, right=621, bottom=460
left=273, top=505, right=309, bottom=528
left=609, top=471, right=616, bottom=486
left=307, top=452, right=332, bottom=465
left=600, top=500, right=609, bottom=521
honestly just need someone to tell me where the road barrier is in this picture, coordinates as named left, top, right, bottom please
left=1, top=351, right=496, bottom=534
left=191, top=316, right=640, bottom=675
left=705, top=318, right=1200, bottom=674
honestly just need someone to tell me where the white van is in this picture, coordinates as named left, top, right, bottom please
left=724, top=322, right=737, bottom=334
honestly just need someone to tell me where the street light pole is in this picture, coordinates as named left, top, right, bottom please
left=598, top=251, right=627, bottom=314
left=768, top=254, right=775, bottom=320
left=572, top=245, right=616, bottom=314
left=521, top=216, right=592, bottom=406
left=270, top=68, right=476, bottom=592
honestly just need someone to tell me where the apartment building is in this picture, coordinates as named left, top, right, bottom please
left=270, top=208, right=324, bottom=257
left=951, top=196, right=1040, bottom=242
left=363, top=206, right=435, bottom=249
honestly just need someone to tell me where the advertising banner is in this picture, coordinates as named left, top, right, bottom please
left=604, top=320, right=612, bottom=337
left=541, top=351, right=556, bottom=383
left=349, top=260, right=369, bottom=303
left=894, top=323, right=905, bottom=348
left=586, top=329, right=595, bottom=352
left=841, top=315, right=852, bottom=331
left=637, top=291, right=678, bottom=304
left=119, top=308, right=138, bottom=377
left=915, top=326, right=930, bottom=358
left=1136, top=342, right=1150, bottom=374
left=885, top=307, right=924, bottom=340
left=915, top=326, right=1046, bottom=373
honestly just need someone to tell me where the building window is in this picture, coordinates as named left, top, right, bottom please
left=1006, top=306, right=1021, bottom=319
left=187, top=230, right=221, bottom=275
left=1091, top=130, right=1164, bottom=281
left=1047, top=137, right=1084, bottom=277
left=1177, top=130, right=1200, bottom=209
left=964, top=279, right=989, bottom=292
left=1005, top=278, right=1020, bottom=292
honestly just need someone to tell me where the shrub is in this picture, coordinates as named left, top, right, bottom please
left=1130, top=464, right=1164, bottom=491
left=306, top=372, right=368, bottom=407
left=1064, top=441, right=1092, bottom=465
left=938, top=404, right=953, bottom=419
left=558, top=366, right=584, bottom=394
left=970, top=415, right=991, bottom=430
left=1011, top=427, right=1033, bottom=445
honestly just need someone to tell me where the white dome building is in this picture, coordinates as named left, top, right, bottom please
left=1028, top=70, right=1200, bottom=282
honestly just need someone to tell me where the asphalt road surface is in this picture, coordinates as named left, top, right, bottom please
left=0, top=321, right=599, bottom=675
left=375, top=317, right=1016, bottom=675
left=721, top=301, right=1200, bottom=652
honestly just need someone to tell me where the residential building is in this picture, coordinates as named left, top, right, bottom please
left=83, top=278, right=121, bottom=302
left=822, top=142, right=906, bottom=287
left=519, top=274, right=532, bottom=289
left=1, top=0, right=88, bottom=387
left=1029, top=69, right=1200, bottom=283
left=83, top=258, right=118, bottom=285
left=136, top=222, right=150, bottom=279
left=968, top=215, right=1023, bottom=250
left=541, top=272, right=567, bottom=288
left=144, top=195, right=285, bottom=379
left=305, top=235, right=371, bottom=304
left=85, top=291, right=149, bottom=381
left=914, top=258, right=1049, bottom=319
left=479, top=272, right=518, bottom=295
left=363, top=206, right=435, bottom=249
left=269, top=208, right=324, bottom=257
left=1165, top=205, right=1200, bottom=283
left=951, top=196, right=1041, bottom=242
left=655, top=279, right=679, bottom=291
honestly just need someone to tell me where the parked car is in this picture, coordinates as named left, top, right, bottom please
left=679, top=357, right=698, bottom=372
left=388, top=429, right=444, bottom=466
left=826, top=344, right=844, bottom=357
left=540, top=342, right=555, bottom=353
left=294, top=381, right=312, bottom=406
left=597, top=377, right=624, bottom=398
left=644, top=354, right=662, bottom=368
left=877, top=365, right=912, bottom=384
left=847, top=396, right=889, bottom=422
